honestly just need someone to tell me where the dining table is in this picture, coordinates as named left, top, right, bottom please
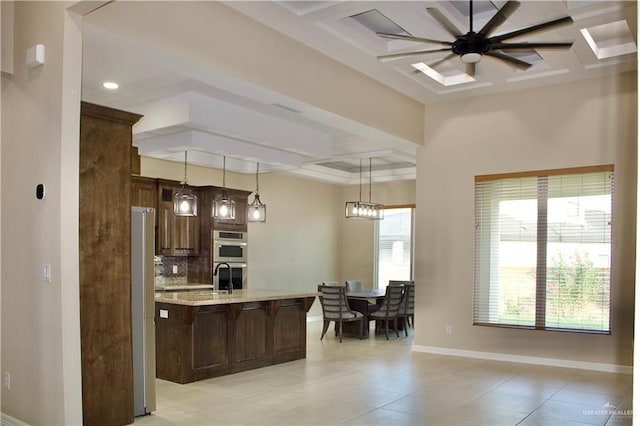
left=345, top=288, right=387, bottom=337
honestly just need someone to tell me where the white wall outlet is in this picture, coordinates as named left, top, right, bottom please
left=172, top=265, right=178, bottom=274
left=445, top=324, right=452, bottom=335
left=4, top=372, right=10, bottom=390
left=159, top=309, right=169, bottom=319
left=41, top=263, right=51, bottom=283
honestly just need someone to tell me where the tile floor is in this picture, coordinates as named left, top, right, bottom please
left=135, top=320, right=632, bottom=425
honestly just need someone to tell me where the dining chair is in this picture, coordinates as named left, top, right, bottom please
left=345, top=280, right=364, bottom=292
left=394, top=282, right=415, bottom=336
left=317, top=284, right=364, bottom=342
left=368, top=284, right=405, bottom=340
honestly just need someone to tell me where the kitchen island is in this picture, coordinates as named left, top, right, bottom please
left=155, top=288, right=317, bottom=384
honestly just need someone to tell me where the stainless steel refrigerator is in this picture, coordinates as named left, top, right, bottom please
left=131, top=207, right=157, bottom=416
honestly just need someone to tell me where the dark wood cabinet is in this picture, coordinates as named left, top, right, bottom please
left=80, top=102, right=142, bottom=426
left=157, top=181, right=200, bottom=256
left=130, top=178, right=247, bottom=259
left=211, top=187, right=251, bottom=231
left=155, top=297, right=316, bottom=384
left=131, top=175, right=158, bottom=209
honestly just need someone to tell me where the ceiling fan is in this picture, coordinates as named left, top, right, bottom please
left=376, top=0, right=574, bottom=76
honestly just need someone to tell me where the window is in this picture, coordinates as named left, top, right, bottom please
left=473, top=166, right=613, bottom=333
left=375, top=206, right=415, bottom=289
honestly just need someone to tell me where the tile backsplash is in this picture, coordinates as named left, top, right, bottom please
left=155, top=256, right=187, bottom=285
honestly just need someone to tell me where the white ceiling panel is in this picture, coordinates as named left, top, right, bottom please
left=82, top=1, right=637, bottom=184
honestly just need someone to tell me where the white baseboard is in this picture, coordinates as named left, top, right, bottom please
left=412, top=345, right=633, bottom=374
left=1, top=413, right=28, bottom=426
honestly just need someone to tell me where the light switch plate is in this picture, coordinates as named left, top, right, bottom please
left=160, top=309, right=169, bottom=319
left=26, top=44, right=45, bottom=68
left=41, top=264, right=51, bottom=283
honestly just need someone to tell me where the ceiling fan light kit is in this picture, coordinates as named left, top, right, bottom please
left=376, top=0, right=574, bottom=76
left=461, top=52, right=482, bottom=64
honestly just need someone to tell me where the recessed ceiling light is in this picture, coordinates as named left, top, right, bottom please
left=102, top=81, right=119, bottom=90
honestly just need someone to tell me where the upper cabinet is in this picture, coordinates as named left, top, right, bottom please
left=157, top=180, right=200, bottom=256
left=131, top=176, right=250, bottom=254
left=131, top=175, right=158, bottom=209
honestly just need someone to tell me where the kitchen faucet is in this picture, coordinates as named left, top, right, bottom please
left=213, top=262, right=233, bottom=294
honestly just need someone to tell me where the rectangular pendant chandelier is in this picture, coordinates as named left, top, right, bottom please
left=345, top=201, right=384, bottom=219
left=345, top=158, right=384, bottom=220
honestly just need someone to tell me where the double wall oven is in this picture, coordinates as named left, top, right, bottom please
left=212, top=230, right=247, bottom=291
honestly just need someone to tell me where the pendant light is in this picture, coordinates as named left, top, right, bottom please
left=345, top=158, right=384, bottom=220
left=212, top=155, right=236, bottom=220
left=247, top=162, right=267, bottom=223
left=173, top=151, right=198, bottom=216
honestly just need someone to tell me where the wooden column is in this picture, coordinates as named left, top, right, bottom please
left=80, top=102, right=142, bottom=426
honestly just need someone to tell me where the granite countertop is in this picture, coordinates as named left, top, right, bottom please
left=155, top=283, right=214, bottom=291
left=154, top=288, right=320, bottom=306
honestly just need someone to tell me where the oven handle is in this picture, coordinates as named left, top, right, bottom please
left=213, top=241, right=248, bottom=247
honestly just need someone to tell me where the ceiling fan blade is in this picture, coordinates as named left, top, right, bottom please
left=478, top=0, right=520, bottom=37
left=466, top=62, right=476, bottom=76
left=485, top=51, right=532, bottom=70
left=376, top=32, right=452, bottom=46
left=492, top=42, right=573, bottom=50
left=490, top=16, right=573, bottom=42
left=428, top=53, right=457, bottom=69
left=377, top=48, right=452, bottom=60
left=426, top=7, right=463, bottom=38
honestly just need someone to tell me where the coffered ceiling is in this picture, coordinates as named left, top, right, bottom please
left=81, top=1, right=637, bottom=184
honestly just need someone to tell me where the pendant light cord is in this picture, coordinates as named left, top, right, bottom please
left=183, top=151, right=188, bottom=186
left=255, top=162, right=260, bottom=195
left=358, top=159, right=363, bottom=202
left=368, top=158, right=372, bottom=203
left=222, top=155, right=227, bottom=188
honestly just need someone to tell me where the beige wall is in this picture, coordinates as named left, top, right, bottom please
left=414, top=72, right=637, bottom=367
left=1, top=1, right=83, bottom=423
left=141, top=157, right=416, bottom=316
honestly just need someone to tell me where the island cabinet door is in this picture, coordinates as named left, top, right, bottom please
left=273, top=298, right=312, bottom=360
left=232, top=303, right=269, bottom=368
left=155, top=303, right=189, bottom=383
left=156, top=303, right=232, bottom=383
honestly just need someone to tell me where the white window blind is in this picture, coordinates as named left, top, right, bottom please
left=375, top=207, right=414, bottom=289
left=473, top=166, right=613, bottom=333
